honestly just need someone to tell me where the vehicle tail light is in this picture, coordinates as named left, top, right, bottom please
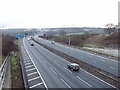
left=75, top=66, right=79, bottom=68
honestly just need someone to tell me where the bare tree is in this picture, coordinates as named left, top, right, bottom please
left=2, top=34, right=18, bottom=56
left=105, top=23, right=115, bottom=34
left=105, top=23, right=114, bottom=28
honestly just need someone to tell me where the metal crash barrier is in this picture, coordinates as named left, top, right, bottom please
left=0, top=54, right=10, bottom=90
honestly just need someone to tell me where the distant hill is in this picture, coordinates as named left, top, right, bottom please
left=2, top=28, right=39, bottom=37
left=42, top=27, right=105, bottom=36
left=2, top=27, right=105, bottom=37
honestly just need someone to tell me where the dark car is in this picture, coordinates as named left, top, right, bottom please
left=51, top=41, right=55, bottom=44
left=31, top=43, right=34, bottom=46
left=67, top=63, right=80, bottom=71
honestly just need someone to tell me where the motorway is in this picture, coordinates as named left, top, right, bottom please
left=33, top=37, right=119, bottom=77
left=20, top=37, right=116, bottom=88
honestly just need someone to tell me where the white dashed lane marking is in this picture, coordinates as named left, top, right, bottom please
left=77, top=76, right=92, bottom=87
left=64, top=67, right=72, bottom=74
left=50, top=67, right=57, bottom=75
left=61, top=79, right=71, bottom=88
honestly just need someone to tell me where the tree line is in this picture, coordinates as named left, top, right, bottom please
left=1, top=34, right=18, bottom=56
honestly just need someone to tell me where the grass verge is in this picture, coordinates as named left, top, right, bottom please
left=81, top=47, right=118, bottom=60
left=10, top=52, right=24, bottom=88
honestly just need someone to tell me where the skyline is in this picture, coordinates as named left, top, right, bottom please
left=118, top=1, right=120, bottom=24
left=0, top=0, right=119, bottom=29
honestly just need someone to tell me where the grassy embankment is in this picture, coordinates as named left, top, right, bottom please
left=10, top=39, right=24, bottom=88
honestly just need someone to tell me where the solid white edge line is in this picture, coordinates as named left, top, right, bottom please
left=27, top=72, right=37, bottom=76
left=61, top=79, right=71, bottom=88
left=77, top=76, right=92, bottom=87
left=23, top=38, right=48, bottom=90
left=81, top=69, right=116, bottom=88
left=28, top=76, right=40, bottom=82
left=29, top=82, right=43, bottom=88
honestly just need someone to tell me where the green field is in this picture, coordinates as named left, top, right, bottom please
left=66, top=32, right=85, bottom=36
left=54, top=32, right=85, bottom=36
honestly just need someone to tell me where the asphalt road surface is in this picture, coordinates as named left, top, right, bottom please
left=21, top=37, right=116, bottom=88
left=33, top=37, right=119, bottom=77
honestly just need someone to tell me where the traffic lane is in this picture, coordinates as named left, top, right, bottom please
left=36, top=37, right=118, bottom=64
left=24, top=38, right=68, bottom=88
left=21, top=48, right=46, bottom=88
left=34, top=37, right=118, bottom=76
left=56, top=45, right=118, bottom=69
left=27, top=39, right=94, bottom=87
left=58, top=46, right=118, bottom=76
left=32, top=40, right=114, bottom=88
left=22, top=38, right=48, bottom=88
left=36, top=37, right=118, bottom=67
left=26, top=39, right=91, bottom=88
left=28, top=38, right=113, bottom=88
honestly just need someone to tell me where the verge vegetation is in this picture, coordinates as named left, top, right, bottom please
left=39, top=32, right=119, bottom=58
left=2, top=34, right=18, bottom=56
left=0, top=34, right=24, bottom=88
left=10, top=52, right=24, bottom=88
left=42, top=32, right=119, bottom=49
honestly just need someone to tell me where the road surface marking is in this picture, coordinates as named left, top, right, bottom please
left=23, top=38, right=48, bottom=90
left=26, top=68, right=36, bottom=72
left=24, top=59, right=30, bottom=61
left=29, top=82, right=43, bottom=88
left=61, top=79, right=71, bottom=88
left=25, top=62, right=32, bottom=65
left=24, top=60, right=31, bottom=63
left=77, top=76, right=92, bottom=87
left=50, top=67, right=57, bottom=75
left=64, top=67, right=72, bottom=74
left=25, top=65, right=34, bottom=68
left=27, top=72, right=37, bottom=76
left=81, top=69, right=116, bottom=88
left=27, top=38, right=115, bottom=88
left=28, top=76, right=40, bottom=82
left=53, top=44, right=116, bottom=88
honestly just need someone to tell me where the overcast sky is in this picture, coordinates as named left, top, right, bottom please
left=0, top=0, right=119, bottom=28
left=118, top=1, right=120, bottom=24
